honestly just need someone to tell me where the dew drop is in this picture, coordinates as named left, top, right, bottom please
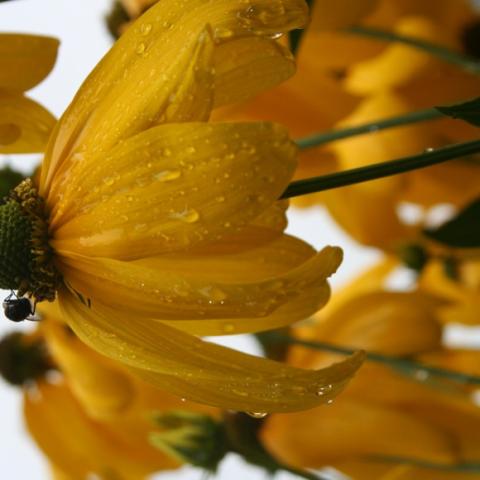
left=154, top=170, right=181, bottom=182
left=424, top=147, right=435, bottom=153
left=246, top=411, right=268, bottom=419
left=136, top=43, right=146, bottom=54
left=170, top=208, right=199, bottom=223
left=316, top=384, right=333, bottom=396
left=222, top=323, right=235, bottom=333
left=140, top=23, right=152, bottom=36
left=103, top=176, right=115, bottom=186
left=163, top=147, right=173, bottom=157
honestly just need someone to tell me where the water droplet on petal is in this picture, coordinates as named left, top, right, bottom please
left=246, top=411, right=268, bottom=419
left=154, top=170, right=181, bottom=182
left=140, top=23, right=152, bottom=36
left=170, top=208, right=199, bottom=223
left=136, top=43, right=146, bottom=54
left=222, top=323, right=235, bottom=333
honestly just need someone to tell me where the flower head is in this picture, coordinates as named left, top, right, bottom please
left=0, top=0, right=364, bottom=412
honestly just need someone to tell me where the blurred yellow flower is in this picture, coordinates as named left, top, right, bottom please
left=23, top=312, right=215, bottom=479
left=0, top=0, right=364, bottom=413
left=0, top=33, right=57, bottom=153
left=260, top=260, right=480, bottom=477
left=214, top=0, right=480, bottom=250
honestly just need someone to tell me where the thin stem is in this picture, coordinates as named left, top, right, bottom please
left=269, top=333, right=480, bottom=387
left=282, top=139, right=480, bottom=199
left=370, top=456, right=480, bottom=473
left=346, top=25, right=480, bottom=74
left=281, top=464, right=328, bottom=480
left=296, top=108, right=443, bottom=150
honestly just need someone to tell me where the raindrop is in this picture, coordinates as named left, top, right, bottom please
left=136, top=43, right=146, bottom=55
left=139, top=23, right=152, bottom=36
left=170, top=208, right=199, bottom=223
left=103, top=176, right=115, bottom=186
left=154, top=170, right=181, bottom=182
left=246, top=411, right=268, bottom=419
left=222, top=323, right=235, bottom=333
left=316, top=384, right=333, bottom=396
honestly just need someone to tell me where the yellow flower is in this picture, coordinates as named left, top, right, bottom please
left=214, top=0, right=480, bottom=248
left=19, top=304, right=217, bottom=479
left=260, top=261, right=480, bottom=476
left=0, top=0, right=363, bottom=413
left=0, top=33, right=57, bottom=153
left=419, top=258, right=480, bottom=325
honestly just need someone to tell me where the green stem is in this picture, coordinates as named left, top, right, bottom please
left=269, top=333, right=480, bottom=387
left=282, top=138, right=480, bottom=199
left=296, top=108, right=443, bottom=150
left=346, top=25, right=480, bottom=74
left=280, top=465, right=327, bottom=480
left=370, top=456, right=480, bottom=473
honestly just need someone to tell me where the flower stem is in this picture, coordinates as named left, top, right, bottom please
left=370, top=456, right=480, bottom=474
left=296, top=107, right=443, bottom=150
left=346, top=25, right=480, bottom=74
left=267, top=333, right=480, bottom=387
left=281, top=139, right=480, bottom=199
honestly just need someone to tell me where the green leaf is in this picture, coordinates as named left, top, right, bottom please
left=436, top=97, right=480, bottom=127
left=424, top=197, right=480, bottom=248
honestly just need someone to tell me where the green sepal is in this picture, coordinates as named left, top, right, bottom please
left=424, top=197, right=480, bottom=248
left=150, top=411, right=228, bottom=472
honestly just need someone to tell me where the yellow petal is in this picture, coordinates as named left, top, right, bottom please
left=59, top=289, right=364, bottom=412
left=56, top=245, right=340, bottom=324
left=49, top=122, right=297, bottom=258
left=312, top=291, right=443, bottom=356
left=40, top=0, right=307, bottom=194
left=329, top=91, right=442, bottom=197
left=344, top=17, right=448, bottom=95
left=42, top=318, right=135, bottom=420
left=0, top=92, right=56, bottom=153
left=0, top=34, right=58, bottom=92
left=261, top=397, right=456, bottom=468
left=310, top=0, right=379, bottom=30
left=24, top=381, right=177, bottom=479
left=213, top=58, right=359, bottom=138
left=213, top=36, right=295, bottom=108
left=322, top=186, right=413, bottom=249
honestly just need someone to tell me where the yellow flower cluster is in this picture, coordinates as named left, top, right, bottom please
left=1, top=0, right=479, bottom=479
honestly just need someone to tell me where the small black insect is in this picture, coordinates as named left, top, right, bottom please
left=2, top=292, right=36, bottom=322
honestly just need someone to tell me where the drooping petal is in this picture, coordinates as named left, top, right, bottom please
left=58, top=289, right=364, bottom=412
left=49, top=122, right=297, bottom=258
left=0, top=34, right=59, bottom=92
left=0, top=92, right=56, bottom=153
left=56, top=245, right=341, bottom=324
left=24, top=382, right=177, bottom=479
left=40, top=0, right=308, bottom=194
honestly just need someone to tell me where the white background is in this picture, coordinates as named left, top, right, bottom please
left=0, top=1, right=379, bottom=478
